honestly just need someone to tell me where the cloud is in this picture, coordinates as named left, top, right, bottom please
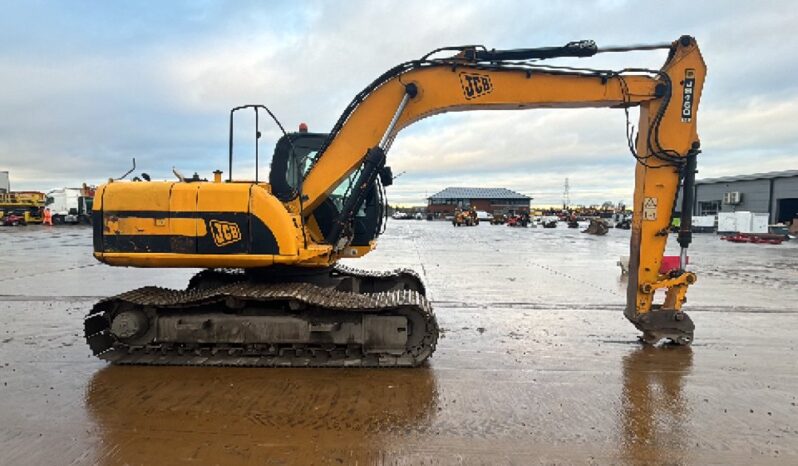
left=0, top=0, right=795, bottom=205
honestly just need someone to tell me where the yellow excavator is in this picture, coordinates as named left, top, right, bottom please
left=86, top=36, right=705, bottom=367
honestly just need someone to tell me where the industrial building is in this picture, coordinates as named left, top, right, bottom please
left=427, top=187, right=531, bottom=216
left=690, top=170, right=798, bottom=224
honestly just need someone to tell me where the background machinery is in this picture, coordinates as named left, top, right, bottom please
left=490, top=213, right=506, bottom=225
left=452, top=207, right=479, bottom=226
left=0, top=191, right=45, bottom=224
left=506, top=213, right=531, bottom=227
left=45, top=186, right=95, bottom=224
left=86, top=36, right=706, bottom=367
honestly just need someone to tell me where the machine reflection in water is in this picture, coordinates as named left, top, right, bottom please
left=619, top=345, right=694, bottom=465
left=85, top=366, right=439, bottom=464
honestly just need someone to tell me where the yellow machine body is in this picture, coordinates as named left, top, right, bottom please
left=93, top=181, right=348, bottom=268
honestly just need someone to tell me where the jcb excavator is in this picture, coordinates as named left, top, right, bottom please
left=85, top=36, right=705, bottom=367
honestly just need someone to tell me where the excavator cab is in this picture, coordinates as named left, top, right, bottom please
left=269, top=131, right=387, bottom=248
left=268, top=131, right=327, bottom=201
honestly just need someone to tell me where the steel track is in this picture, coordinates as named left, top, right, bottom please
left=84, top=266, right=438, bottom=367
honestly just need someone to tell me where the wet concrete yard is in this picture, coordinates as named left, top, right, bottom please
left=1, top=222, right=797, bottom=464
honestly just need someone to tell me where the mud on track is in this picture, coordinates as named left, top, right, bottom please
left=1, top=223, right=797, bottom=464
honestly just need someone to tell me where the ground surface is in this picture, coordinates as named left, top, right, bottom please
left=1, top=221, right=797, bottom=465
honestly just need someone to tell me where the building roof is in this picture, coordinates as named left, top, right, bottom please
left=428, top=187, right=531, bottom=200
left=696, top=169, right=798, bottom=185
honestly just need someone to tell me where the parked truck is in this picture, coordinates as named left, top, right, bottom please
left=45, top=188, right=93, bottom=224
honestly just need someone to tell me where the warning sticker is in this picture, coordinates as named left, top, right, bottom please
left=643, top=197, right=657, bottom=221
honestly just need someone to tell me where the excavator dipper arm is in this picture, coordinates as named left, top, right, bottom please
left=302, top=36, right=706, bottom=344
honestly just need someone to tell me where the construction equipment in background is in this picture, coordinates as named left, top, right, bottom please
left=567, top=212, right=580, bottom=228
left=45, top=185, right=95, bottom=224
left=721, top=233, right=785, bottom=245
left=542, top=217, right=558, bottom=228
left=0, top=191, right=45, bottom=224
left=616, top=217, right=632, bottom=229
left=85, top=36, right=706, bottom=367
left=583, top=218, right=610, bottom=235
left=614, top=212, right=632, bottom=229
left=506, top=213, right=530, bottom=227
left=452, top=207, right=479, bottom=226
left=490, top=213, right=506, bottom=225
left=1, top=210, right=29, bottom=226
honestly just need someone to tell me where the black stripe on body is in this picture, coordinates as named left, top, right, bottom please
left=96, top=211, right=279, bottom=255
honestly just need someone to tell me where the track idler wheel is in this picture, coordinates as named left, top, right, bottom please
left=110, top=309, right=149, bottom=339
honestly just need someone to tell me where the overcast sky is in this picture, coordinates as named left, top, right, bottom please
left=1, top=1, right=796, bottom=206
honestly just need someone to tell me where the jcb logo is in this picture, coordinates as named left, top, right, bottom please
left=681, top=69, right=696, bottom=123
left=459, top=72, right=493, bottom=100
left=209, top=220, right=241, bottom=247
